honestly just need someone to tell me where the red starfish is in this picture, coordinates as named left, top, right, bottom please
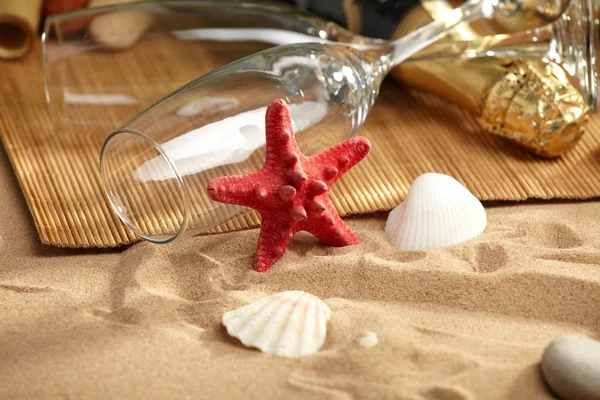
left=207, top=99, right=371, bottom=272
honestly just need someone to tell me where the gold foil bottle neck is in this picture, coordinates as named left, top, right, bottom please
left=481, top=60, right=589, bottom=157
left=390, top=2, right=590, bottom=157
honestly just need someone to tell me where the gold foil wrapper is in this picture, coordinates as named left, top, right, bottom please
left=480, top=60, right=588, bottom=157
left=390, top=3, right=590, bottom=157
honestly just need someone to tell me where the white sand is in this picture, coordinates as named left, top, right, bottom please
left=1, top=144, right=599, bottom=399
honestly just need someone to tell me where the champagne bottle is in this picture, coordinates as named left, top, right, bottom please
left=286, top=0, right=590, bottom=157
left=390, top=2, right=589, bottom=157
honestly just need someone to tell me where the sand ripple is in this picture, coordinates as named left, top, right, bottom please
left=3, top=202, right=600, bottom=399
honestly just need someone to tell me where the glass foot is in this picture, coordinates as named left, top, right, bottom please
left=553, top=0, right=597, bottom=110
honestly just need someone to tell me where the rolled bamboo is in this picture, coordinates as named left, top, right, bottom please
left=0, top=0, right=43, bottom=59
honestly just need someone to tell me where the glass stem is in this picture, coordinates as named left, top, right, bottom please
left=377, top=0, right=494, bottom=70
left=404, top=26, right=556, bottom=62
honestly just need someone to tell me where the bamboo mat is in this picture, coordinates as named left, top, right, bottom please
left=1, top=37, right=600, bottom=248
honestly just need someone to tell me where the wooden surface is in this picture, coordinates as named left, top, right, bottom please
left=1, top=37, right=600, bottom=248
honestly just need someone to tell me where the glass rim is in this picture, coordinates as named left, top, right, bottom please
left=41, top=0, right=311, bottom=23
left=100, top=128, right=190, bottom=244
left=43, top=0, right=168, bottom=23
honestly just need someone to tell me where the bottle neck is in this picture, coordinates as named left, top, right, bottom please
left=406, top=27, right=555, bottom=63
left=400, top=0, right=597, bottom=111
left=378, top=0, right=493, bottom=69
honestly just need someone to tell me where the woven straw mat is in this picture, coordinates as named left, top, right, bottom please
left=1, top=39, right=600, bottom=248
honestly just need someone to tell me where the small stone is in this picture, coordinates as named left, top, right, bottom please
left=541, top=335, right=600, bottom=400
left=359, top=331, right=378, bottom=349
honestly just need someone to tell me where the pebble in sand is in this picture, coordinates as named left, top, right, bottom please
left=541, top=335, right=600, bottom=400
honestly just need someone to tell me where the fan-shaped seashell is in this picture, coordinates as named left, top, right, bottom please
left=385, top=173, right=486, bottom=250
left=222, top=291, right=332, bottom=357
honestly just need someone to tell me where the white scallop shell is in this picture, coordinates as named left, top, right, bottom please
left=222, top=291, right=332, bottom=357
left=385, top=173, right=486, bottom=250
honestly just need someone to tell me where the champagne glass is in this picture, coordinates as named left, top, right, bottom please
left=44, top=0, right=520, bottom=130
left=43, top=0, right=589, bottom=243
left=387, top=0, right=592, bottom=158
left=43, top=0, right=596, bottom=156
left=97, top=0, right=540, bottom=243
left=408, top=0, right=598, bottom=111
left=43, top=0, right=341, bottom=129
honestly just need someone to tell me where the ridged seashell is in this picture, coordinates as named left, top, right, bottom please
left=222, top=291, right=332, bottom=357
left=385, top=173, right=486, bottom=250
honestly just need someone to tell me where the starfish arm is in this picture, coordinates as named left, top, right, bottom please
left=302, top=213, right=360, bottom=247
left=207, top=172, right=261, bottom=208
left=308, top=136, right=371, bottom=185
left=255, top=214, right=293, bottom=272
left=263, top=99, right=301, bottom=169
